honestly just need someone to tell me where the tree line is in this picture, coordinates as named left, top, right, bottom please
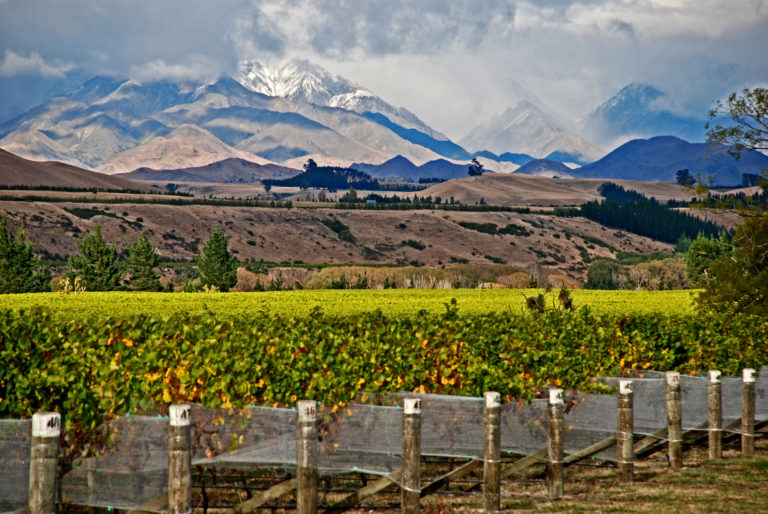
left=580, top=197, right=723, bottom=244
left=0, top=214, right=239, bottom=293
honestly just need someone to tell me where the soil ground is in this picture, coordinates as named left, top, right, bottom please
left=358, top=439, right=768, bottom=513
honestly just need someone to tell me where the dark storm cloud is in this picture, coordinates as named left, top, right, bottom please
left=232, top=0, right=517, bottom=59
left=0, top=0, right=765, bottom=136
left=0, top=0, right=245, bottom=78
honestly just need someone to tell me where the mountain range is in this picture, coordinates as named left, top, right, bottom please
left=580, top=83, right=706, bottom=149
left=240, top=59, right=446, bottom=140
left=459, top=101, right=604, bottom=164
left=351, top=155, right=469, bottom=182
left=0, top=58, right=743, bottom=185
left=514, top=159, right=575, bottom=179
left=572, top=136, right=768, bottom=185
left=0, top=69, right=448, bottom=174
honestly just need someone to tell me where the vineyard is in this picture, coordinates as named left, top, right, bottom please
left=2, top=297, right=765, bottom=429
left=0, top=288, right=697, bottom=320
left=1, top=290, right=767, bottom=511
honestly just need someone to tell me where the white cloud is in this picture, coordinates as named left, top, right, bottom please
left=129, top=56, right=222, bottom=82
left=0, top=0, right=766, bottom=139
left=518, top=0, right=768, bottom=39
left=0, top=50, right=73, bottom=77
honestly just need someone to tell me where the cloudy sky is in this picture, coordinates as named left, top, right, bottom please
left=1, top=0, right=766, bottom=139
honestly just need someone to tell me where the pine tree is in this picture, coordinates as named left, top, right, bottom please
left=196, top=228, right=238, bottom=291
left=127, top=232, right=162, bottom=291
left=0, top=213, right=49, bottom=293
left=67, top=225, right=122, bottom=291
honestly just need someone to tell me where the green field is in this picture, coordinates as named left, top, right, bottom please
left=1, top=288, right=697, bottom=320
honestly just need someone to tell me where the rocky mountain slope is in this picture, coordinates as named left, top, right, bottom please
left=580, top=83, right=705, bottom=148
left=460, top=101, right=603, bottom=163
left=0, top=73, right=445, bottom=173
left=240, top=58, right=446, bottom=139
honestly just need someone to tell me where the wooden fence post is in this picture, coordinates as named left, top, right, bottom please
left=29, top=412, right=61, bottom=514
left=617, top=380, right=634, bottom=483
left=168, top=404, right=192, bottom=514
left=708, top=370, right=722, bottom=460
left=86, top=458, right=98, bottom=514
left=297, top=400, right=318, bottom=514
left=665, top=371, right=682, bottom=471
left=402, top=397, right=422, bottom=514
left=547, top=388, right=564, bottom=500
left=483, top=391, right=501, bottom=512
left=742, top=368, right=756, bottom=456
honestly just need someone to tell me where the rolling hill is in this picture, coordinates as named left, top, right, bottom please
left=117, top=157, right=298, bottom=183
left=573, top=136, right=768, bottom=184
left=0, top=149, right=155, bottom=191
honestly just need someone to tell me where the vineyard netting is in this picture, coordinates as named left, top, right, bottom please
left=1, top=369, right=766, bottom=512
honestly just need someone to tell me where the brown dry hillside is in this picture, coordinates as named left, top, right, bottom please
left=1, top=200, right=672, bottom=283
left=0, top=149, right=157, bottom=192
left=116, top=157, right=298, bottom=183
left=422, top=173, right=696, bottom=206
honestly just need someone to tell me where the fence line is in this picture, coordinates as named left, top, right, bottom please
left=1, top=367, right=766, bottom=514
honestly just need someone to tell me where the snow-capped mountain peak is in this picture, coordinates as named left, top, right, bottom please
left=460, top=100, right=603, bottom=163
left=587, top=82, right=663, bottom=116
left=240, top=58, right=360, bottom=106
left=579, top=82, right=705, bottom=148
left=239, top=58, right=446, bottom=139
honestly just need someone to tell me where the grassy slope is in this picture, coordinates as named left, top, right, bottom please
left=0, top=289, right=697, bottom=320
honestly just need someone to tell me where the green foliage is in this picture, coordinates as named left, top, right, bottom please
left=458, top=221, right=498, bottom=234
left=0, top=214, right=49, bottom=293
left=685, top=233, right=732, bottom=287
left=196, top=228, right=238, bottom=292
left=126, top=232, right=162, bottom=291
left=468, top=158, right=484, bottom=176
left=525, top=286, right=574, bottom=313
left=404, top=239, right=426, bottom=250
left=265, top=163, right=380, bottom=190
left=64, top=207, right=120, bottom=220
left=598, top=182, right=647, bottom=203
left=553, top=207, right=580, bottom=217
left=706, top=87, right=768, bottom=156
left=676, top=169, right=694, bottom=186
left=675, top=236, right=692, bottom=255
left=698, top=87, right=768, bottom=315
left=585, top=260, right=625, bottom=290
left=498, top=223, right=531, bottom=236
left=697, top=214, right=768, bottom=315
left=1, top=305, right=766, bottom=466
left=321, top=217, right=355, bottom=242
left=0, top=289, right=701, bottom=319
left=580, top=198, right=724, bottom=244
left=66, top=225, right=122, bottom=291
left=329, top=274, right=369, bottom=289
left=484, top=255, right=506, bottom=264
